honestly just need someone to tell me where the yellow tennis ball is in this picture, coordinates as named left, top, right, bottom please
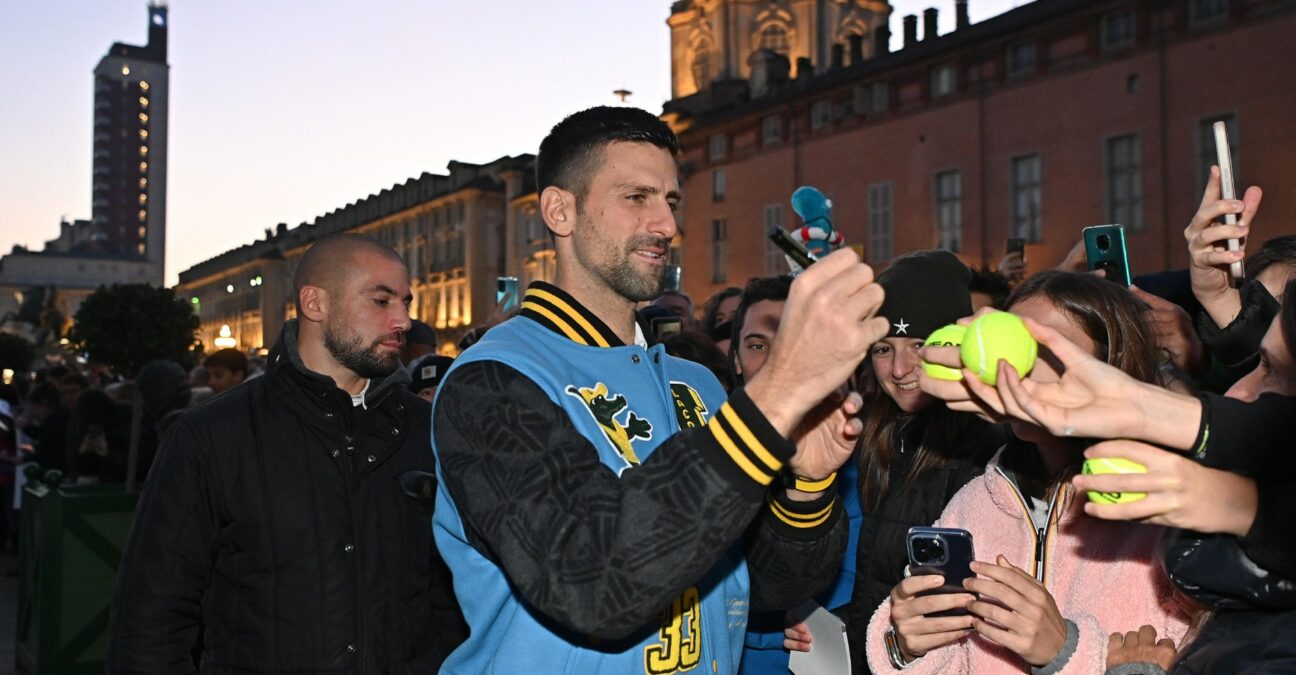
left=1082, top=457, right=1147, bottom=504
left=922, top=324, right=967, bottom=381
left=960, top=312, right=1038, bottom=386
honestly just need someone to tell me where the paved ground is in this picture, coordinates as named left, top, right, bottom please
left=1, top=550, right=17, bottom=675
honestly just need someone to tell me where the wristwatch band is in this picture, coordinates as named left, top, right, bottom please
left=884, top=626, right=914, bottom=670
left=789, top=471, right=836, bottom=493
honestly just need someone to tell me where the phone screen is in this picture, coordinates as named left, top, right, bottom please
left=496, top=277, right=519, bottom=312
left=651, top=316, right=683, bottom=342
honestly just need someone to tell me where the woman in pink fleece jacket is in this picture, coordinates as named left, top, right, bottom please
left=865, top=272, right=1191, bottom=674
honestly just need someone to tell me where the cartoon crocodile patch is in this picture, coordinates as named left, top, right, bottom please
left=566, top=382, right=653, bottom=466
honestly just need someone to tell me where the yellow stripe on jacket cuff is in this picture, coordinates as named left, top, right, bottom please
left=769, top=496, right=837, bottom=529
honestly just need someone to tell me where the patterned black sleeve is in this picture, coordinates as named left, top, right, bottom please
left=745, top=484, right=847, bottom=611
left=433, top=360, right=839, bottom=641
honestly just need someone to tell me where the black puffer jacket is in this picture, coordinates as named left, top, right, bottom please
left=108, top=320, right=466, bottom=673
left=845, top=415, right=1002, bottom=673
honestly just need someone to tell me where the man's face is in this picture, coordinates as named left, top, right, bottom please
left=207, top=365, right=244, bottom=394
left=568, top=141, right=681, bottom=302
left=734, top=300, right=784, bottom=380
left=322, top=251, right=413, bottom=379
left=1225, top=314, right=1296, bottom=402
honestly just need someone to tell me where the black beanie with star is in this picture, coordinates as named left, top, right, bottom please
left=876, top=249, right=973, bottom=340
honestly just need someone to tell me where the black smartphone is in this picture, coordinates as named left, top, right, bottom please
left=496, top=276, right=519, bottom=312
left=907, top=526, right=976, bottom=617
left=767, top=227, right=818, bottom=271
left=1005, top=237, right=1027, bottom=264
left=663, top=265, right=682, bottom=293
left=1083, top=225, right=1132, bottom=286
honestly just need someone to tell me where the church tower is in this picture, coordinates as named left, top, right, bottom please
left=668, top=0, right=892, bottom=99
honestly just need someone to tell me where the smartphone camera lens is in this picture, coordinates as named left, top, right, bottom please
left=1096, top=234, right=1111, bottom=250
left=912, top=539, right=930, bottom=563
left=912, top=537, right=947, bottom=565
left=929, top=538, right=945, bottom=562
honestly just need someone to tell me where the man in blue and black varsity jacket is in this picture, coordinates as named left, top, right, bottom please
left=431, top=106, right=891, bottom=674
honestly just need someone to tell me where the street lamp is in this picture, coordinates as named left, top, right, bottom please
left=214, top=324, right=238, bottom=349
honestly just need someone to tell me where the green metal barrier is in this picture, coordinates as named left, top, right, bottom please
left=16, top=470, right=138, bottom=674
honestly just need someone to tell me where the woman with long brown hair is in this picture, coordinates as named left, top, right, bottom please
left=863, top=271, right=1190, bottom=674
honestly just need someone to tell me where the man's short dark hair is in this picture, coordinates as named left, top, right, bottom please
left=536, top=106, right=680, bottom=202
left=292, top=233, right=404, bottom=313
left=205, top=348, right=249, bottom=376
left=728, top=276, right=794, bottom=383
left=1248, top=235, right=1296, bottom=278
left=968, top=265, right=1014, bottom=310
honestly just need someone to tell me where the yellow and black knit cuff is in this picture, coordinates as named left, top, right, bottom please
left=706, top=387, right=795, bottom=487
left=767, top=487, right=840, bottom=540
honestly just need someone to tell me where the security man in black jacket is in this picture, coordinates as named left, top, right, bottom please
left=108, top=234, right=466, bottom=673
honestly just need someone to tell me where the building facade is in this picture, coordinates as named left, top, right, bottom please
left=669, top=0, right=894, bottom=98
left=665, top=0, right=1296, bottom=303
left=90, top=2, right=169, bottom=280
left=0, top=3, right=169, bottom=332
left=176, top=156, right=546, bottom=354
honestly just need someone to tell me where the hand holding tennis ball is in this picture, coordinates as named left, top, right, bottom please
left=1081, top=457, right=1148, bottom=504
left=921, top=324, right=967, bottom=381
left=960, top=311, right=1038, bottom=385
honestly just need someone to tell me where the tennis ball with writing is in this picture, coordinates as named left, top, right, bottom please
left=922, top=324, right=967, bottom=381
left=1082, top=457, right=1147, bottom=504
left=960, top=312, right=1038, bottom=386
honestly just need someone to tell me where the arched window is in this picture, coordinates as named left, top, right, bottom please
left=691, top=46, right=712, bottom=89
left=759, top=24, right=790, bottom=54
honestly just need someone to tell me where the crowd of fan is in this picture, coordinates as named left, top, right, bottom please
left=3, top=169, right=1293, bottom=674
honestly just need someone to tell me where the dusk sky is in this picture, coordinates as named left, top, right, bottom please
left=0, top=0, right=1027, bottom=286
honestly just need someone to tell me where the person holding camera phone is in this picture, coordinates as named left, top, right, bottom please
left=781, top=251, right=1004, bottom=673
left=865, top=273, right=1189, bottom=674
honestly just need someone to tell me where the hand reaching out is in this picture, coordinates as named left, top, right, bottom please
left=1072, top=439, right=1258, bottom=535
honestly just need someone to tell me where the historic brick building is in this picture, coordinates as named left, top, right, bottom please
left=664, top=0, right=1296, bottom=302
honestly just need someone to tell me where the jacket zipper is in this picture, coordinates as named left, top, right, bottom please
left=993, top=466, right=1061, bottom=584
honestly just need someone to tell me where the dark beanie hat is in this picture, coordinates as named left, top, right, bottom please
left=135, top=360, right=192, bottom=419
left=876, top=249, right=973, bottom=339
left=409, top=354, right=455, bottom=393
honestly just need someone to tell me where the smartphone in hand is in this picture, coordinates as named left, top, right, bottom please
left=496, top=276, right=519, bottom=313
left=1213, top=121, right=1245, bottom=280
left=907, top=526, right=976, bottom=617
left=1083, top=225, right=1132, bottom=286
left=1005, top=238, right=1027, bottom=264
